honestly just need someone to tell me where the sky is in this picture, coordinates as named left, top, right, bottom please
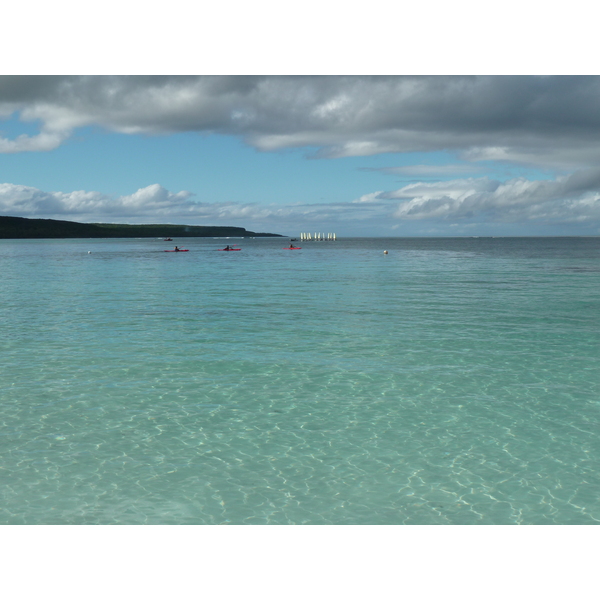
left=2, top=0, right=599, bottom=238
left=2, top=74, right=600, bottom=237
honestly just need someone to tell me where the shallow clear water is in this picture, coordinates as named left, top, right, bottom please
left=1, top=236, right=599, bottom=524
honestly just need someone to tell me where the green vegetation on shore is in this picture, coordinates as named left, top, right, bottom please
left=0, top=216, right=282, bottom=239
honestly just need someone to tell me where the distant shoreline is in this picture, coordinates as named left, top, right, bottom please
left=0, top=216, right=283, bottom=239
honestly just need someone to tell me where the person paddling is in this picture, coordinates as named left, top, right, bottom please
left=174, top=246, right=180, bottom=252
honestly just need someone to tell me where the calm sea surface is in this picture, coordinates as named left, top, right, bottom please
left=1, top=236, right=599, bottom=524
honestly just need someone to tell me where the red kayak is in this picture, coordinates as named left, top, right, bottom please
left=284, top=247, right=302, bottom=250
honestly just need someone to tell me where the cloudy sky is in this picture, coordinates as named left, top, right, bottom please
left=2, top=74, right=600, bottom=236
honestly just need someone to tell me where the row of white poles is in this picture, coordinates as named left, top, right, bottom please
left=300, top=233, right=337, bottom=241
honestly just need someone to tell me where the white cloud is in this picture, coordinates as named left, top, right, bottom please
left=380, top=164, right=487, bottom=177
left=389, top=171, right=600, bottom=223
left=0, top=130, right=69, bottom=153
left=0, top=179, right=400, bottom=235
left=0, top=183, right=195, bottom=220
left=353, top=191, right=385, bottom=203
left=2, top=169, right=600, bottom=235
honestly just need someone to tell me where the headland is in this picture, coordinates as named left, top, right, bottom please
left=0, top=216, right=283, bottom=239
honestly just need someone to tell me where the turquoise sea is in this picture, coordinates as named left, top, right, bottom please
left=1, top=236, right=599, bottom=525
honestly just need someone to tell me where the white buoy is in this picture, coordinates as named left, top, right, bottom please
left=383, top=250, right=388, bottom=254
left=88, top=251, right=92, bottom=254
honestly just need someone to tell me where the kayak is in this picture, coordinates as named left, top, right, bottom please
left=218, top=248, right=241, bottom=251
left=164, top=249, right=189, bottom=252
left=284, top=247, right=302, bottom=250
